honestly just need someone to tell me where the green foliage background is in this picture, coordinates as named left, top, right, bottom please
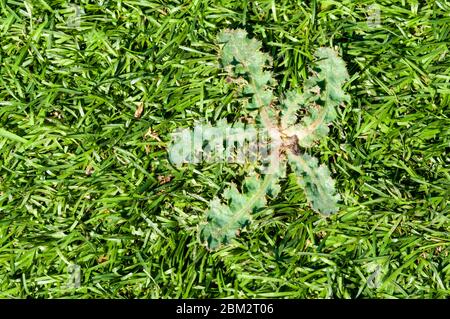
left=0, top=0, right=449, bottom=298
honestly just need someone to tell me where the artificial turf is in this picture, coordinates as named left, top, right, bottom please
left=0, top=0, right=449, bottom=298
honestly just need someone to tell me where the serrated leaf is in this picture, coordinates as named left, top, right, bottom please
left=281, top=48, right=350, bottom=147
left=280, top=90, right=304, bottom=129
left=200, top=173, right=280, bottom=250
left=219, top=29, right=275, bottom=110
left=288, top=153, right=340, bottom=215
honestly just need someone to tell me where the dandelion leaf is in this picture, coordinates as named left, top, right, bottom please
left=288, top=153, right=340, bottom=215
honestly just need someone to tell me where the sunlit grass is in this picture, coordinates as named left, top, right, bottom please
left=0, top=0, right=449, bottom=298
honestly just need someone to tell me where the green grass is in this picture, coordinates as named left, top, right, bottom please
left=0, top=0, right=449, bottom=298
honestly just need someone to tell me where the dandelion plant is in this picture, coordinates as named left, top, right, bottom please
left=169, top=29, right=350, bottom=250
